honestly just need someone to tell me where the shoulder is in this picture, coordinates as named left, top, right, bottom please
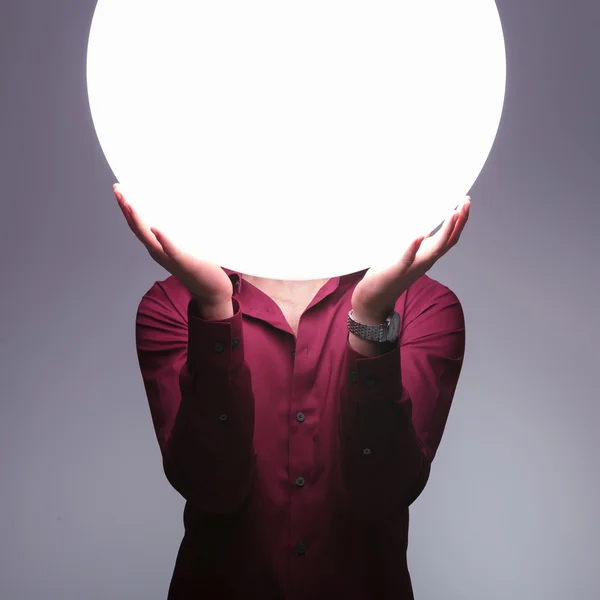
left=407, top=273, right=461, bottom=304
left=137, top=275, right=191, bottom=322
left=402, top=274, right=464, bottom=329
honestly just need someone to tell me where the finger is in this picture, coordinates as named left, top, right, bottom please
left=114, top=189, right=167, bottom=257
left=438, top=213, right=460, bottom=253
left=423, top=197, right=466, bottom=240
left=114, top=188, right=137, bottom=232
left=433, top=211, right=460, bottom=250
left=446, top=197, right=471, bottom=249
left=127, top=206, right=167, bottom=257
left=150, top=227, right=181, bottom=258
left=416, top=211, right=459, bottom=265
left=400, top=235, right=425, bottom=267
left=414, top=196, right=469, bottom=266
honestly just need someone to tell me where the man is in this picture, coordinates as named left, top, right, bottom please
left=115, top=184, right=470, bottom=599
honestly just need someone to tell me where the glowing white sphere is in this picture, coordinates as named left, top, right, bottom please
left=87, top=0, right=506, bottom=280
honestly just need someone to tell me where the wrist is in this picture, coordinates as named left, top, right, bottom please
left=351, top=306, right=392, bottom=325
left=348, top=306, right=397, bottom=357
left=193, top=297, right=234, bottom=321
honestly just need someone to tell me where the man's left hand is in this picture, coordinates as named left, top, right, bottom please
left=351, top=197, right=471, bottom=322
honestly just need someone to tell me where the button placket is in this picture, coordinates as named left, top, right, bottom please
left=213, top=338, right=239, bottom=421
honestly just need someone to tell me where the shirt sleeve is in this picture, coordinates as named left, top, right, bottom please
left=338, top=280, right=466, bottom=521
left=135, top=282, right=256, bottom=514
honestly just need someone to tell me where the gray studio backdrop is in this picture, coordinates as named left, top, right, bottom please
left=1, top=1, right=599, bottom=599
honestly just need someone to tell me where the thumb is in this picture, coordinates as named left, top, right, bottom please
left=150, top=227, right=179, bottom=258
left=400, top=236, right=425, bottom=266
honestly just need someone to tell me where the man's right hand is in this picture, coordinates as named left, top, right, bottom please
left=114, top=184, right=234, bottom=313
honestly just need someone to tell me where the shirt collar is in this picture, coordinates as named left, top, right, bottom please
left=221, top=266, right=368, bottom=298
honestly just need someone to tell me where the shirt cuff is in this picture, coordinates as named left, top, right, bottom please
left=187, top=296, right=245, bottom=375
left=345, top=336, right=403, bottom=403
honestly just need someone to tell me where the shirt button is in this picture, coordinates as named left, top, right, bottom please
left=219, top=414, right=228, bottom=422
left=232, top=338, right=240, bottom=349
left=213, top=342, right=225, bottom=353
left=363, top=448, right=372, bottom=456
left=364, top=376, right=376, bottom=389
left=291, top=349, right=296, bottom=359
left=296, top=542, right=306, bottom=556
left=295, top=476, right=305, bottom=487
left=349, top=371, right=358, bottom=383
left=296, top=412, right=305, bottom=423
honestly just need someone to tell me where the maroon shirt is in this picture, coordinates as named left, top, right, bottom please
left=135, top=267, right=465, bottom=600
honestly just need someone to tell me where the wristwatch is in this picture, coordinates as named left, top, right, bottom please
left=347, top=309, right=401, bottom=343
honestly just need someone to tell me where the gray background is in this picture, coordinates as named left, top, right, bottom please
left=1, top=0, right=598, bottom=598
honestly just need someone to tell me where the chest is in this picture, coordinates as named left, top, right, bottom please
left=272, top=297, right=311, bottom=337
left=245, top=277, right=327, bottom=338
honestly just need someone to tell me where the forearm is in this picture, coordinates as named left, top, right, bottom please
left=341, top=313, right=428, bottom=519
left=164, top=365, right=256, bottom=514
left=341, top=288, right=465, bottom=519
left=165, top=296, right=255, bottom=514
left=339, top=383, right=428, bottom=519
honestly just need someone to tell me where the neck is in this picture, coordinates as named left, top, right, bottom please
left=242, top=274, right=329, bottom=299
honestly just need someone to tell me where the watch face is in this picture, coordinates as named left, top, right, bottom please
left=387, top=313, right=401, bottom=341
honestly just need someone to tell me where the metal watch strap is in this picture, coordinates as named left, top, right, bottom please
left=347, top=309, right=398, bottom=343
